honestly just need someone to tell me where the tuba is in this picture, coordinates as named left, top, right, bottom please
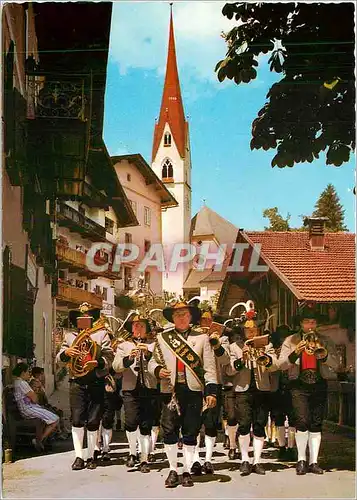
left=69, top=315, right=108, bottom=377
left=303, top=329, right=328, bottom=359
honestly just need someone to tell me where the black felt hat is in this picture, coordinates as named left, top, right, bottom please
left=68, top=308, right=101, bottom=328
left=163, top=300, right=201, bottom=325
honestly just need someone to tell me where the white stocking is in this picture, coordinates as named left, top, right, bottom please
left=126, top=430, right=138, bottom=456
left=227, top=424, right=238, bottom=449
left=183, top=445, right=195, bottom=473
left=238, top=433, right=250, bottom=463
left=140, top=434, right=151, bottom=463
left=308, top=432, right=322, bottom=465
left=295, top=430, right=308, bottom=462
left=72, top=427, right=84, bottom=459
left=136, top=428, right=141, bottom=453
left=150, top=426, right=160, bottom=453
left=205, top=435, right=216, bottom=463
left=165, top=443, right=178, bottom=471
left=102, top=428, right=112, bottom=453
left=253, top=435, right=264, bottom=465
left=193, top=443, right=200, bottom=464
left=277, top=426, right=286, bottom=447
left=87, top=430, right=98, bottom=460
left=288, top=427, right=296, bottom=448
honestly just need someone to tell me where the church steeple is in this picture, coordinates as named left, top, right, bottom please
left=152, top=4, right=187, bottom=162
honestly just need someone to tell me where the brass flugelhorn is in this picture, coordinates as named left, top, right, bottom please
left=303, top=329, right=328, bottom=359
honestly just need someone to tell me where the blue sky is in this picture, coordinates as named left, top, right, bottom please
left=103, top=1, right=355, bottom=232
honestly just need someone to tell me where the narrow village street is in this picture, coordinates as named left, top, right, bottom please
left=3, top=378, right=355, bottom=499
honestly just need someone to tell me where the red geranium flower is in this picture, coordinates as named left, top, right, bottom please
left=246, top=310, right=256, bottom=320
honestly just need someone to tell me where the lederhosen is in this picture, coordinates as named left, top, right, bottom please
left=288, top=332, right=327, bottom=433
left=234, top=367, right=271, bottom=438
left=102, top=369, right=123, bottom=430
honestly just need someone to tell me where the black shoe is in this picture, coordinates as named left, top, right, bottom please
left=252, top=463, right=265, bottom=475
left=86, top=458, right=97, bottom=470
left=165, top=470, right=179, bottom=488
left=309, top=463, right=324, bottom=475
left=202, top=461, right=214, bottom=475
left=102, top=451, right=111, bottom=462
left=190, top=461, right=202, bottom=476
left=126, top=454, right=136, bottom=468
left=278, top=446, right=287, bottom=461
left=240, top=461, right=252, bottom=476
left=228, top=449, right=236, bottom=460
left=71, top=457, right=85, bottom=471
left=139, top=461, right=150, bottom=473
left=148, top=453, right=155, bottom=463
left=94, top=449, right=101, bottom=461
left=224, top=436, right=230, bottom=450
left=296, top=460, right=308, bottom=475
left=182, top=472, right=194, bottom=487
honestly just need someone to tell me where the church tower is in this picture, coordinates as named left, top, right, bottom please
left=151, top=5, right=191, bottom=296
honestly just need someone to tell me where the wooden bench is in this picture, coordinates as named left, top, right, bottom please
left=2, top=385, right=43, bottom=460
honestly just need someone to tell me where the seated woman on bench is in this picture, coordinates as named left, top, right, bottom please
left=13, top=363, right=59, bottom=452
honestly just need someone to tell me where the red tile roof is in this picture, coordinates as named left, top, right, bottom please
left=242, top=231, right=355, bottom=303
left=152, top=9, right=187, bottom=161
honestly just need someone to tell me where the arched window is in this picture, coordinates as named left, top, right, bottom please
left=162, top=159, right=173, bottom=181
left=164, top=132, right=171, bottom=146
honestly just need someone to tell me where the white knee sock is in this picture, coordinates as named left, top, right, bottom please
left=238, top=433, right=250, bottom=462
left=150, top=426, right=160, bottom=453
left=295, top=430, right=309, bottom=462
left=277, top=426, right=286, bottom=447
left=193, top=443, right=200, bottom=464
left=136, top=428, right=141, bottom=453
left=126, top=430, right=138, bottom=456
left=102, top=428, right=112, bottom=453
left=308, top=432, right=321, bottom=465
left=72, top=427, right=84, bottom=459
left=288, top=427, right=296, bottom=448
left=165, top=443, right=178, bottom=471
left=253, top=436, right=265, bottom=465
left=87, top=430, right=98, bottom=460
left=205, top=435, right=216, bottom=463
left=95, top=428, right=100, bottom=452
left=183, top=445, right=195, bottom=473
left=227, top=424, right=238, bottom=449
left=140, top=434, right=151, bottom=463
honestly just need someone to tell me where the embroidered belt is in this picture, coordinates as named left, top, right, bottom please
left=299, top=369, right=320, bottom=385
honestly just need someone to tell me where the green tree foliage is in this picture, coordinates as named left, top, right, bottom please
left=312, top=183, right=348, bottom=231
left=216, top=3, right=355, bottom=168
left=263, top=207, right=290, bottom=231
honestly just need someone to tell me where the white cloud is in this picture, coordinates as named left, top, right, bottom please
left=109, top=2, right=236, bottom=83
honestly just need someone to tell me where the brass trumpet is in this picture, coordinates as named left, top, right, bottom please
left=303, top=329, right=328, bottom=359
left=244, top=334, right=271, bottom=368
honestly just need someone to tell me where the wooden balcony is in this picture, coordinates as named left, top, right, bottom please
left=56, top=202, right=106, bottom=242
left=56, top=242, right=120, bottom=280
left=56, top=283, right=103, bottom=309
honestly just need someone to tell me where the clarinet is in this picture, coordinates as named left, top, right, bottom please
left=153, top=337, right=181, bottom=416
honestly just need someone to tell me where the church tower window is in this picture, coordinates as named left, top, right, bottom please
left=162, top=158, right=174, bottom=182
left=164, top=132, right=171, bottom=146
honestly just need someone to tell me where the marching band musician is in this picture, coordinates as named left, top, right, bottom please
left=57, top=303, right=114, bottom=471
left=269, top=325, right=297, bottom=462
left=148, top=300, right=218, bottom=488
left=191, top=310, right=230, bottom=476
left=225, top=301, right=279, bottom=476
left=112, top=313, right=157, bottom=473
left=99, top=333, right=123, bottom=462
left=278, top=306, right=338, bottom=475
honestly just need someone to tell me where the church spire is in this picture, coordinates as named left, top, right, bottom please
left=152, top=4, right=187, bottom=162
